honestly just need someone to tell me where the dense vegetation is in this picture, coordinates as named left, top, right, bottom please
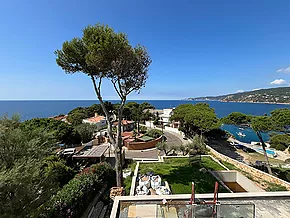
left=269, top=134, right=290, bottom=151
left=37, top=162, right=114, bottom=218
left=170, top=103, right=220, bottom=136
left=146, top=129, right=163, bottom=138
left=67, top=102, right=114, bottom=126
left=191, top=87, right=290, bottom=104
left=0, top=115, right=77, bottom=218
left=22, top=118, right=81, bottom=145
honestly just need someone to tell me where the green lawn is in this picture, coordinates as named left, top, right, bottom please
left=123, top=162, right=136, bottom=195
left=139, top=157, right=229, bottom=194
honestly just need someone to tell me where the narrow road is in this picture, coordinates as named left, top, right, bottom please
left=164, top=131, right=188, bottom=147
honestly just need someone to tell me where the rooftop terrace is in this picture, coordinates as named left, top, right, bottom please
left=111, top=192, right=290, bottom=218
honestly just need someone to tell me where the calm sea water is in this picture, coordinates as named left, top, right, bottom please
left=1, top=100, right=289, bottom=143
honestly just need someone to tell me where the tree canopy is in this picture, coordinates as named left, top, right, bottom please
left=0, top=116, right=75, bottom=217
left=55, top=23, right=152, bottom=186
left=75, top=123, right=97, bottom=143
left=270, top=134, right=290, bottom=151
left=221, top=112, right=252, bottom=125
left=222, top=109, right=290, bottom=175
left=67, top=102, right=112, bottom=125
left=171, top=103, right=220, bottom=136
left=21, top=118, right=81, bottom=145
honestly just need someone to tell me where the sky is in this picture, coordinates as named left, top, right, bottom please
left=1, top=0, right=290, bottom=100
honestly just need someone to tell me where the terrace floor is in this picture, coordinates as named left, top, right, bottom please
left=114, top=193, right=290, bottom=218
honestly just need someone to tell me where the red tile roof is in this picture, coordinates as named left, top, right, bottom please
left=51, top=115, right=67, bottom=121
left=113, top=120, right=134, bottom=126
left=85, top=116, right=105, bottom=123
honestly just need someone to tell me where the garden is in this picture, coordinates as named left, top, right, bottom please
left=138, top=157, right=229, bottom=194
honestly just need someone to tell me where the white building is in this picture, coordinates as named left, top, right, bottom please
left=160, top=108, right=174, bottom=125
left=83, top=113, right=107, bottom=129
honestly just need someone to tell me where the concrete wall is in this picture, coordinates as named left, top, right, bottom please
left=213, top=170, right=237, bottom=183
left=212, top=170, right=264, bottom=192
left=125, top=136, right=162, bottom=150
left=236, top=172, right=264, bottom=192
left=208, top=145, right=290, bottom=190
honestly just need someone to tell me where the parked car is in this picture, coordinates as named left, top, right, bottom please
left=58, top=148, right=76, bottom=156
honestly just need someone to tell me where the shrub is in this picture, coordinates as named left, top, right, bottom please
left=285, top=158, right=290, bottom=164
left=37, top=162, right=114, bottom=218
left=138, top=125, right=147, bottom=133
left=270, top=134, right=290, bottom=151
left=146, top=129, right=163, bottom=138
left=153, top=118, right=159, bottom=125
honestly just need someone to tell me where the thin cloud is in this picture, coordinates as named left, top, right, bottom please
left=236, top=90, right=244, bottom=93
left=270, top=79, right=287, bottom=85
left=277, top=66, right=290, bottom=73
left=252, top=88, right=261, bottom=91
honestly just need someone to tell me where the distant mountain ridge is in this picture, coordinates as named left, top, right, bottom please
left=188, top=87, right=290, bottom=104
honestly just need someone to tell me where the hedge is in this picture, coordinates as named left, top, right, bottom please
left=146, top=129, right=163, bottom=138
left=36, top=162, right=114, bottom=218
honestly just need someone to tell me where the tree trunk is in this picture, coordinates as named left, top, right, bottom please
left=115, top=98, right=126, bottom=187
left=90, top=76, right=123, bottom=186
left=256, top=131, right=273, bottom=175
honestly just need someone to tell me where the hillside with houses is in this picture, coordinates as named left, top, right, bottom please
left=189, top=87, right=290, bottom=104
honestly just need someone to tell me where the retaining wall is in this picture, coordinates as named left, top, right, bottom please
left=126, top=136, right=162, bottom=150
left=207, top=145, right=290, bottom=190
left=212, top=170, right=264, bottom=192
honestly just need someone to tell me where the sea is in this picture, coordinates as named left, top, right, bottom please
left=1, top=100, right=290, bottom=143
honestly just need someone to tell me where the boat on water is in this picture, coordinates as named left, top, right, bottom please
left=238, top=127, right=244, bottom=130
left=237, top=132, right=246, bottom=137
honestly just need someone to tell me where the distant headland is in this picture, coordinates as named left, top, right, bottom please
left=186, top=87, right=290, bottom=105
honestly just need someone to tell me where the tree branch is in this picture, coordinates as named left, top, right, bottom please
left=112, top=79, right=123, bottom=99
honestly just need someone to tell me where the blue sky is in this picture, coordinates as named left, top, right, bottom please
left=1, top=0, right=290, bottom=100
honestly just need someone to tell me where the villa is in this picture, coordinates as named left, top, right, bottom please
left=113, top=120, right=135, bottom=132
left=83, top=113, right=107, bottom=129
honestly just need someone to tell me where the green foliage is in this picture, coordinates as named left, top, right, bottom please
left=75, top=123, right=97, bottom=143
left=67, top=102, right=112, bottom=125
left=153, top=117, right=159, bottom=125
left=1, top=118, right=57, bottom=169
left=156, top=141, right=178, bottom=155
left=146, top=129, right=163, bottom=138
left=270, top=134, right=290, bottom=151
left=138, top=125, right=147, bottom=133
left=0, top=156, right=75, bottom=218
left=38, top=162, right=114, bottom=218
left=221, top=112, right=251, bottom=125
left=21, top=118, right=81, bottom=145
left=171, top=103, right=220, bottom=136
left=178, top=136, right=207, bottom=156
left=123, top=102, right=154, bottom=123
left=265, top=183, right=288, bottom=191
left=0, top=116, right=79, bottom=217
left=55, top=23, right=152, bottom=187
left=270, top=108, right=290, bottom=131
left=251, top=116, right=274, bottom=132
left=188, top=135, right=208, bottom=155
left=41, top=155, right=76, bottom=187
